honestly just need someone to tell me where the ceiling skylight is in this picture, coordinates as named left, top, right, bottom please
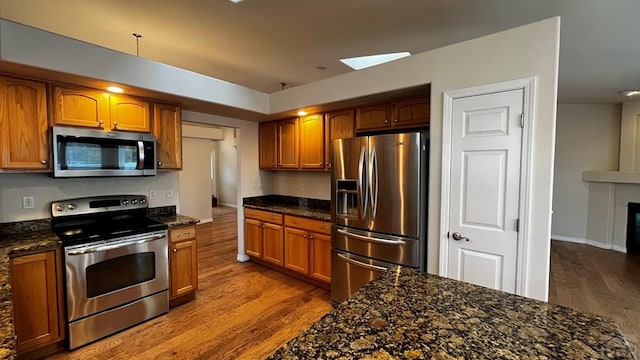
left=340, top=52, right=411, bottom=70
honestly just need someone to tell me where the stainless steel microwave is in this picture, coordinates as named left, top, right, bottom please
left=52, top=126, right=157, bottom=177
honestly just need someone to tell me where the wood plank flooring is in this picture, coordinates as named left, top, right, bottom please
left=47, top=206, right=332, bottom=359
left=548, top=240, right=640, bottom=355
left=46, top=209, right=639, bottom=358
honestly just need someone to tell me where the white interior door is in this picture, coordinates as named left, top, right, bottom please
left=447, top=89, right=523, bottom=293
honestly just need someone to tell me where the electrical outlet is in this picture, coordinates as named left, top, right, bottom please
left=149, top=190, right=157, bottom=200
left=166, top=188, right=174, bottom=198
left=299, top=183, right=305, bottom=192
left=22, top=196, right=35, bottom=209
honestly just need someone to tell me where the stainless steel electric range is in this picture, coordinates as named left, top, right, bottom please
left=51, top=195, right=169, bottom=349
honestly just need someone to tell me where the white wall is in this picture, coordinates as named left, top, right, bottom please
left=179, top=137, right=214, bottom=222
left=552, top=104, right=621, bottom=241
left=271, top=172, right=331, bottom=200
left=271, top=18, right=560, bottom=300
left=182, top=111, right=271, bottom=261
left=0, top=171, right=179, bottom=223
left=217, top=127, right=238, bottom=206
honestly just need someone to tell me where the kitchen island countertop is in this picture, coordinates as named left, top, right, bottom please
left=269, top=267, right=635, bottom=359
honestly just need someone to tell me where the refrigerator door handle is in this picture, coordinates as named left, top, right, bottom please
left=358, top=145, right=368, bottom=220
left=336, top=228, right=407, bottom=245
left=337, top=253, right=388, bottom=272
left=369, top=145, right=379, bottom=219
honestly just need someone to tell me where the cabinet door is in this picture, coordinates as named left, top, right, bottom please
left=153, top=103, right=182, bottom=169
left=0, top=77, right=49, bottom=169
left=52, top=86, right=110, bottom=128
left=244, top=218, right=263, bottom=257
left=325, top=109, right=355, bottom=170
left=262, top=222, right=284, bottom=266
left=170, top=239, right=198, bottom=299
left=277, top=118, right=299, bottom=169
left=392, top=97, right=430, bottom=127
left=284, top=227, right=309, bottom=274
left=299, top=113, right=325, bottom=169
left=109, top=94, right=151, bottom=132
left=259, top=122, right=277, bottom=169
left=356, top=103, right=391, bottom=131
left=11, top=251, right=62, bottom=354
left=309, top=232, right=331, bottom=283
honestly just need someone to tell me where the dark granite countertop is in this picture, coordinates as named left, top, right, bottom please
left=243, top=195, right=330, bottom=222
left=148, top=205, right=200, bottom=228
left=270, top=267, right=635, bottom=359
left=0, top=222, right=61, bottom=360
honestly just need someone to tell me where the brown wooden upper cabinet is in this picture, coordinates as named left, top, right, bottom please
left=259, top=122, right=277, bottom=170
left=356, top=96, right=430, bottom=132
left=153, top=103, right=183, bottom=169
left=299, top=113, right=325, bottom=169
left=277, top=118, right=299, bottom=169
left=325, top=109, right=355, bottom=170
left=52, top=85, right=151, bottom=132
left=0, top=76, right=50, bottom=170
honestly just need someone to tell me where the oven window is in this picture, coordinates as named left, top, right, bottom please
left=85, top=252, right=155, bottom=298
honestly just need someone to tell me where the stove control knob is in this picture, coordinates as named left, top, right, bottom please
left=122, top=200, right=129, bottom=205
left=67, top=203, right=76, bottom=210
left=139, top=198, right=146, bottom=204
left=131, top=199, right=139, bottom=204
left=56, top=205, right=65, bottom=212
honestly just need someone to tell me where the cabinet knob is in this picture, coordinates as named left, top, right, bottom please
left=319, top=162, right=323, bottom=166
left=113, top=121, right=119, bottom=129
left=40, top=159, right=47, bottom=164
left=394, top=118, right=399, bottom=123
left=172, top=248, right=177, bottom=253
left=384, top=119, right=389, bottom=123
left=157, top=161, right=163, bottom=166
left=328, top=163, right=332, bottom=169
left=98, top=119, right=104, bottom=126
left=303, top=234, right=307, bottom=238
left=309, top=235, right=314, bottom=239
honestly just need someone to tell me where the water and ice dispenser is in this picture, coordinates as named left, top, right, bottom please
left=336, top=180, right=358, bottom=218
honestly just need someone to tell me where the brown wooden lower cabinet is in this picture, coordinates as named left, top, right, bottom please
left=11, top=249, right=65, bottom=357
left=169, top=225, right=198, bottom=307
left=284, top=227, right=309, bottom=274
left=244, top=207, right=331, bottom=287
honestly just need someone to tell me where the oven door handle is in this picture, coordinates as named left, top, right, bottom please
left=66, top=234, right=165, bottom=255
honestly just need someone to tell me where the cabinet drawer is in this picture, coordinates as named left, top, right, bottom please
left=169, top=225, right=196, bottom=243
left=244, top=208, right=283, bottom=225
left=284, top=215, right=331, bottom=235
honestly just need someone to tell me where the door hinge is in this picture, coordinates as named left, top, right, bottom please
left=520, top=113, right=525, bottom=128
left=515, top=219, right=520, bottom=232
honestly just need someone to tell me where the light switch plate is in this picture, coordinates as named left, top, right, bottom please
left=166, top=188, right=174, bottom=198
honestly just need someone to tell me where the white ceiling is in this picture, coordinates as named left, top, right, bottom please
left=1, top=0, right=639, bottom=104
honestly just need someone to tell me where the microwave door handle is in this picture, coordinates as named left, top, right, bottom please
left=137, top=141, right=145, bottom=169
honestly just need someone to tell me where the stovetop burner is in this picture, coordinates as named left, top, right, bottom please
left=51, top=195, right=168, bottom=246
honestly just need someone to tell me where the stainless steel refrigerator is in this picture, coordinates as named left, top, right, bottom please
left=331, top=130, right=428, bottom=303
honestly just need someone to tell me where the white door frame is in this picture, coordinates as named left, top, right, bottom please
left=440, top=77, right=536, bottom=296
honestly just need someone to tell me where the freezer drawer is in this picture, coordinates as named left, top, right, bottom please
left=332, top=226, right=420, bottom=267
left=331, top=250, right=397, bottom=303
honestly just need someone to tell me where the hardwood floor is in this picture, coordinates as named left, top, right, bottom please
left=46, top=210, right=639, bottom=358
left=48, top=206, right=332, bottom=359
left=548, top=240, right=640, bottom=355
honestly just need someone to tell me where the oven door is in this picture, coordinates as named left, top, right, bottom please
left=64, top=230, right=169, bottom=321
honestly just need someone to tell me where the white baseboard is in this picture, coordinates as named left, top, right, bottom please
left=551, top=234, right=627, bottom=253
left=218, top=203, right=237, bottom=208
left=237, top=254, right=250, bottom=262
left=199, top=217, right=213, bottom=224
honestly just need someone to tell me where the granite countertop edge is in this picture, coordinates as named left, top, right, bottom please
left=243, top=204, right=330, bottom=222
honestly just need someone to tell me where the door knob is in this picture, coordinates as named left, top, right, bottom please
left=451, top=232, right=469, bottom=241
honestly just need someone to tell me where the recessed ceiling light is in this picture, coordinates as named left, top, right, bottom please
left=229, top=0, right=244, bottom=3
left=340, top=52, right=411, bottom=70
left=107, top=86, right=124, bottom=93
left=620, top=90, right=640, bottom=97
left=297, top=110, right=308, bottom=116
